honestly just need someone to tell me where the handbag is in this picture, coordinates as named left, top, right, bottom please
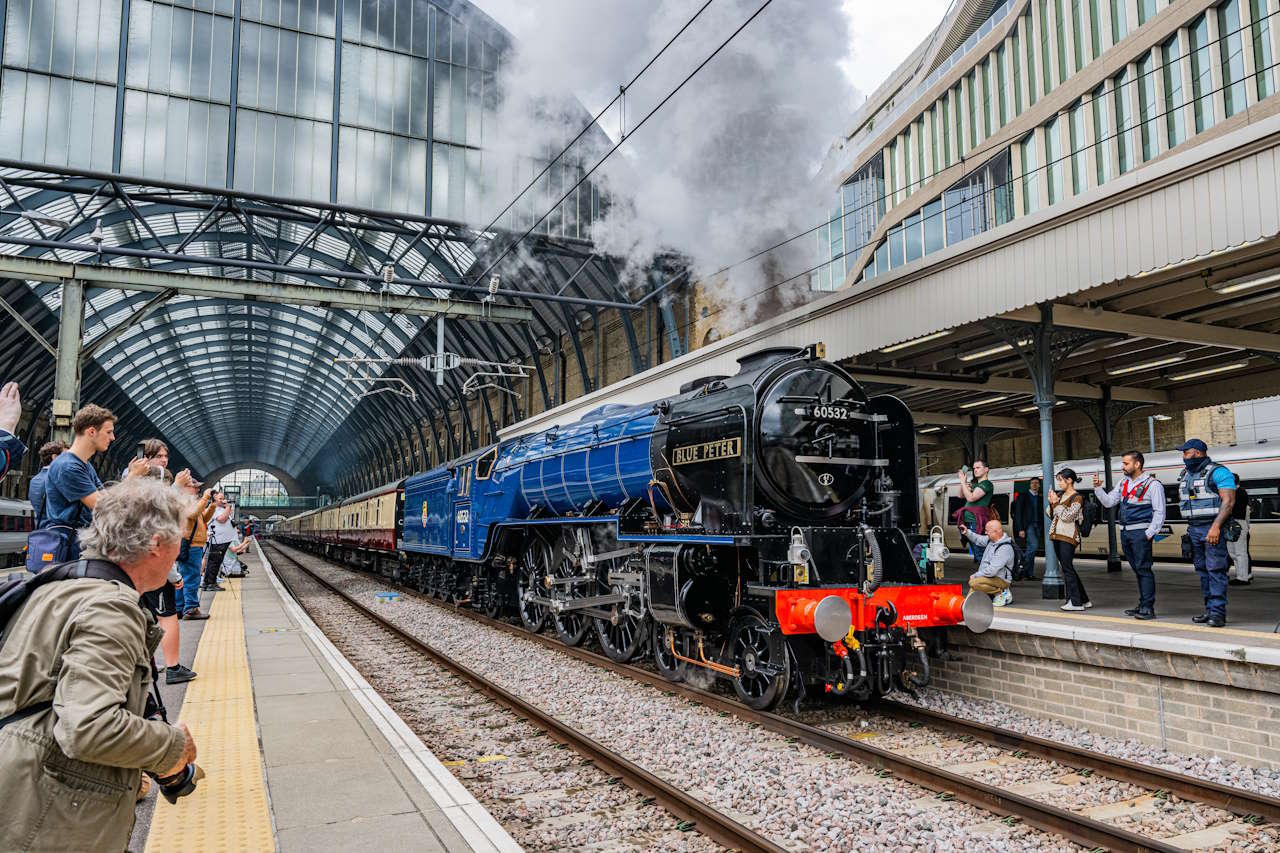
left=25, top=525, right=81, bottom=572
left=176, top=508, right=203, bottom=563
left=25, top=501, right=83, bottom=573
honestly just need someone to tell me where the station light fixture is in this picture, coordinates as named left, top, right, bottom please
left=1106, top=354, right=1185, bottom=375
left=960, top=394, right=1009, bottom=409
left=1169, top=361, right=1250, bottom=381
left=1016, top=401, right=1066, bottom=413
left=958, top=338, right=1032, bottom=362
left=879, top=329, right=952, bottom=353
left=919, top=426, right=942, bottom=433
left=1209, top=270, right=1280, bottom=295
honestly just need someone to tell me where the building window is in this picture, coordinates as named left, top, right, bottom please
left=903, top=209, right=923, bottom=263
left=997, top=45, right=1011, bottom=125
left=1189, top=14, right=1216, bottom=132
left=1071, top=0, right=1085, bottom=72
left=0, top=70, right=116, bottom=170
left=3, top=0, right=122, bottom=83
left=1253, top=0, right=1276, bottom=100
left=1137, top=52, right=1158, bottom=161
left=1039, top=0, right=1054, bottom=94
left=126, top=1, right=235, bottom=103
left=1218, top=0, right=1247, bottom=118
left=1092, top=83, right=1113, bottom=185
left=930, top=107, right=941, bottom=172
left=1069, top=99, right=1088, bottom=194
left=953, top=84, right=966, bottom=155
left=1113, top=68, right=1134, bottom=174
left=1020, top=134, right=1040, bottom=213
left=1137, top=0, right=1158, bottom=25
left=888, top=221, right=905, bottom=268
left=1163, top=34, right=1187, bottom=147
left=1055, top=0, right=1069, bottom=83
left=941, top=95, right=953, bottom=165
left=1111, top=0, right=1129, bottom=43
left=1089, top=0, right=1103, bottom=59
left=923, top=199, right=944, bottom=254
left=1012, top=31, right=1025, bottom=114
left=967, top=71, right=979, bottom=149
left=121, top=90, right=230, bottom=184
left=874, top=239, right=889, bottom=276
left=983, top=61, right=996, bottom=137
left=1045, top=116, right=1064, bottom=204
left=1024, top=16, right=1038, bottom=106
left=916, top=118, right=926, bottom=189
left=841, top=154, right=886, bottom=273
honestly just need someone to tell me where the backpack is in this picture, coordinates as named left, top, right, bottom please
left=1078, top=496, right=1100, bottom=538
left=0, top=559, right=133, bottom=730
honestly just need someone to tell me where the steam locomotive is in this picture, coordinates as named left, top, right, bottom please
left=276, top=344, right=991, bottom=710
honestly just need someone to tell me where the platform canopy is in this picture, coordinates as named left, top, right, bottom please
left=0, top=162, right=658, bottom=487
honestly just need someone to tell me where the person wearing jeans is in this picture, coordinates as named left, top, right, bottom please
left=1177, top=439, right=1236, bottom=627
left=1093, top=450, right=1166, bottom=620
left=178, top=483, right=215, bottom=618
left=1012, top=477, right=1045, bottom=580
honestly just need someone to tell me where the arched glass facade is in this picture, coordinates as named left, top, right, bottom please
left=813, top=0, right=1280, bottom=291
left=0, top=0, right=596, bottom=234
left=213, top=466, right=291, bottom=502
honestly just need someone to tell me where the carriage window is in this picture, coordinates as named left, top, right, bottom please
left=476, top=446, right=499, bottom=480
left=1243, top=480, right=1280, bottom=520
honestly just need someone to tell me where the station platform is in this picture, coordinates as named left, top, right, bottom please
left=132, top=546, right=517, bottom=853
left=936, top=555, right=1280, bottom=769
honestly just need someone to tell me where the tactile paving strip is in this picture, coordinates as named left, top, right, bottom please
left=144, top=580, right=274, bottom=853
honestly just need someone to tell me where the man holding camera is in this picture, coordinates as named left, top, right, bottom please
left=0, top=478, right=200, bottom=852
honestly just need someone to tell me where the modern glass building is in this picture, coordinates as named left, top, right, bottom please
left=813, top=0, right=1280, bottom=290
left=0, top=0, right=596, bottom=233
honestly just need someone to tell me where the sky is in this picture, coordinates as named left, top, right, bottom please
left=472, top=0, right=954, bottom=111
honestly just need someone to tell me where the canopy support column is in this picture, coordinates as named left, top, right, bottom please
left=52, top=278, right=86, bottom=443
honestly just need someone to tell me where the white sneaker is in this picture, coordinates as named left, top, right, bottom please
left=1060, top=602, right=1085, bottom=611
left=994, top=589, right=1013, bottom=607
left=1084, top=601, right=1093, bottom=609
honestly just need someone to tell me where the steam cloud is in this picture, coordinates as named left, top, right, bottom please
left=476, top=0, right=857, bottom=334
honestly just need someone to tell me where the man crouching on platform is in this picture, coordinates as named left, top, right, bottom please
left=0, top=478, right=198, bottom=852
left=958, top=517, right=1016, bottom=607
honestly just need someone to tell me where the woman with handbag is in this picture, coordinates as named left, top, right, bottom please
left=1047, top=468, right=1091, bottom=611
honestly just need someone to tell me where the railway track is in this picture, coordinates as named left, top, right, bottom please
left=267, top=542, right=1280, bottom=852
left=265, top=543, right=786, bottom=853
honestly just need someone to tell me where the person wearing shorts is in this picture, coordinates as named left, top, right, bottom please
left=141, top=566, right=197, bottom=685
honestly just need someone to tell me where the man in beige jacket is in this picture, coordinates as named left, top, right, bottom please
left=0, top=477, right=198, bottom=852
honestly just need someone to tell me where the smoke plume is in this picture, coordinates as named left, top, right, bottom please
left=477, top=0, right=857, bottom=332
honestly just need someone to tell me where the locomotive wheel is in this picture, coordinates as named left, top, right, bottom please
left=727, top=613, right=791, bottom=711
left=651, top=622, right=688, bottom=682
left=517, top=540, right=550, bottom=632
left=595, top=610, right=646, bottom=663
left=550, top=532, right=591, bottom=647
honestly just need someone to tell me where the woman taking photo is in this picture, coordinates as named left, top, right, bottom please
left=1047, top=467, right=1090, bottom=611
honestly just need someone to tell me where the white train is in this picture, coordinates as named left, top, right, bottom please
left=919, top=442, right=1279, bottom=563
left=0, top=497, right=35, bottom=570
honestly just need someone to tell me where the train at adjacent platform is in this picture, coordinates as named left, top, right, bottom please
left=920, top=442, right=1280, bottom=562
left=276, top=344, right=990, bottom=710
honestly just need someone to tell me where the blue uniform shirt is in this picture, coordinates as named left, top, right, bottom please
left=43, top=452, right=103, bottom=527
left=27, top=466, right=50, bottom=523
left=1208, top=465, right=1235, bottom=492
left=0, top=429, right=24, bottom=479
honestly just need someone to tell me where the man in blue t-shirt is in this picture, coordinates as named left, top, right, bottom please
left=1176, top=439, right=1236, bottom=628
left=43, top=404, right=148, bottom=534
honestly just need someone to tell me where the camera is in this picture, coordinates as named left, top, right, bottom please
left=150, top=764, right=205, bottom=804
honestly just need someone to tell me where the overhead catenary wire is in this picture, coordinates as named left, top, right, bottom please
left=524, top=32, right=1280, bottom=400
left=470, top=0, right=777, bottom=287
left=469, top=0, right=718, bottom=249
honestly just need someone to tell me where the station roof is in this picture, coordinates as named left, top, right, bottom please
left=0, top=162, right=654, bottom=485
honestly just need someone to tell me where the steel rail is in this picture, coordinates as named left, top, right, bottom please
left=874, top=699, right=1280, bottom=823
left=263, top=544, right=786, bottom=853
left=267, top=542, right=1268, bottom=853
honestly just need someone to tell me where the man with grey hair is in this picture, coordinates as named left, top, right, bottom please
left=0, top=478, right=199, bottom=852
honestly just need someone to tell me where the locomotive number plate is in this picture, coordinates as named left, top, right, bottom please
left=671, top=436, right=742, bottom=466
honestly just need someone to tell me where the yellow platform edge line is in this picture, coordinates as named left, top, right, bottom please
left=144, top=579, right=275, bottom=853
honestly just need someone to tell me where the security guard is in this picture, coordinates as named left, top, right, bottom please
left=1176, top=439, right=1236, bottom=627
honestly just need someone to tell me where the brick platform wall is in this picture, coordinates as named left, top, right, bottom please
left=931, top=630, right=1280, bottom=769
